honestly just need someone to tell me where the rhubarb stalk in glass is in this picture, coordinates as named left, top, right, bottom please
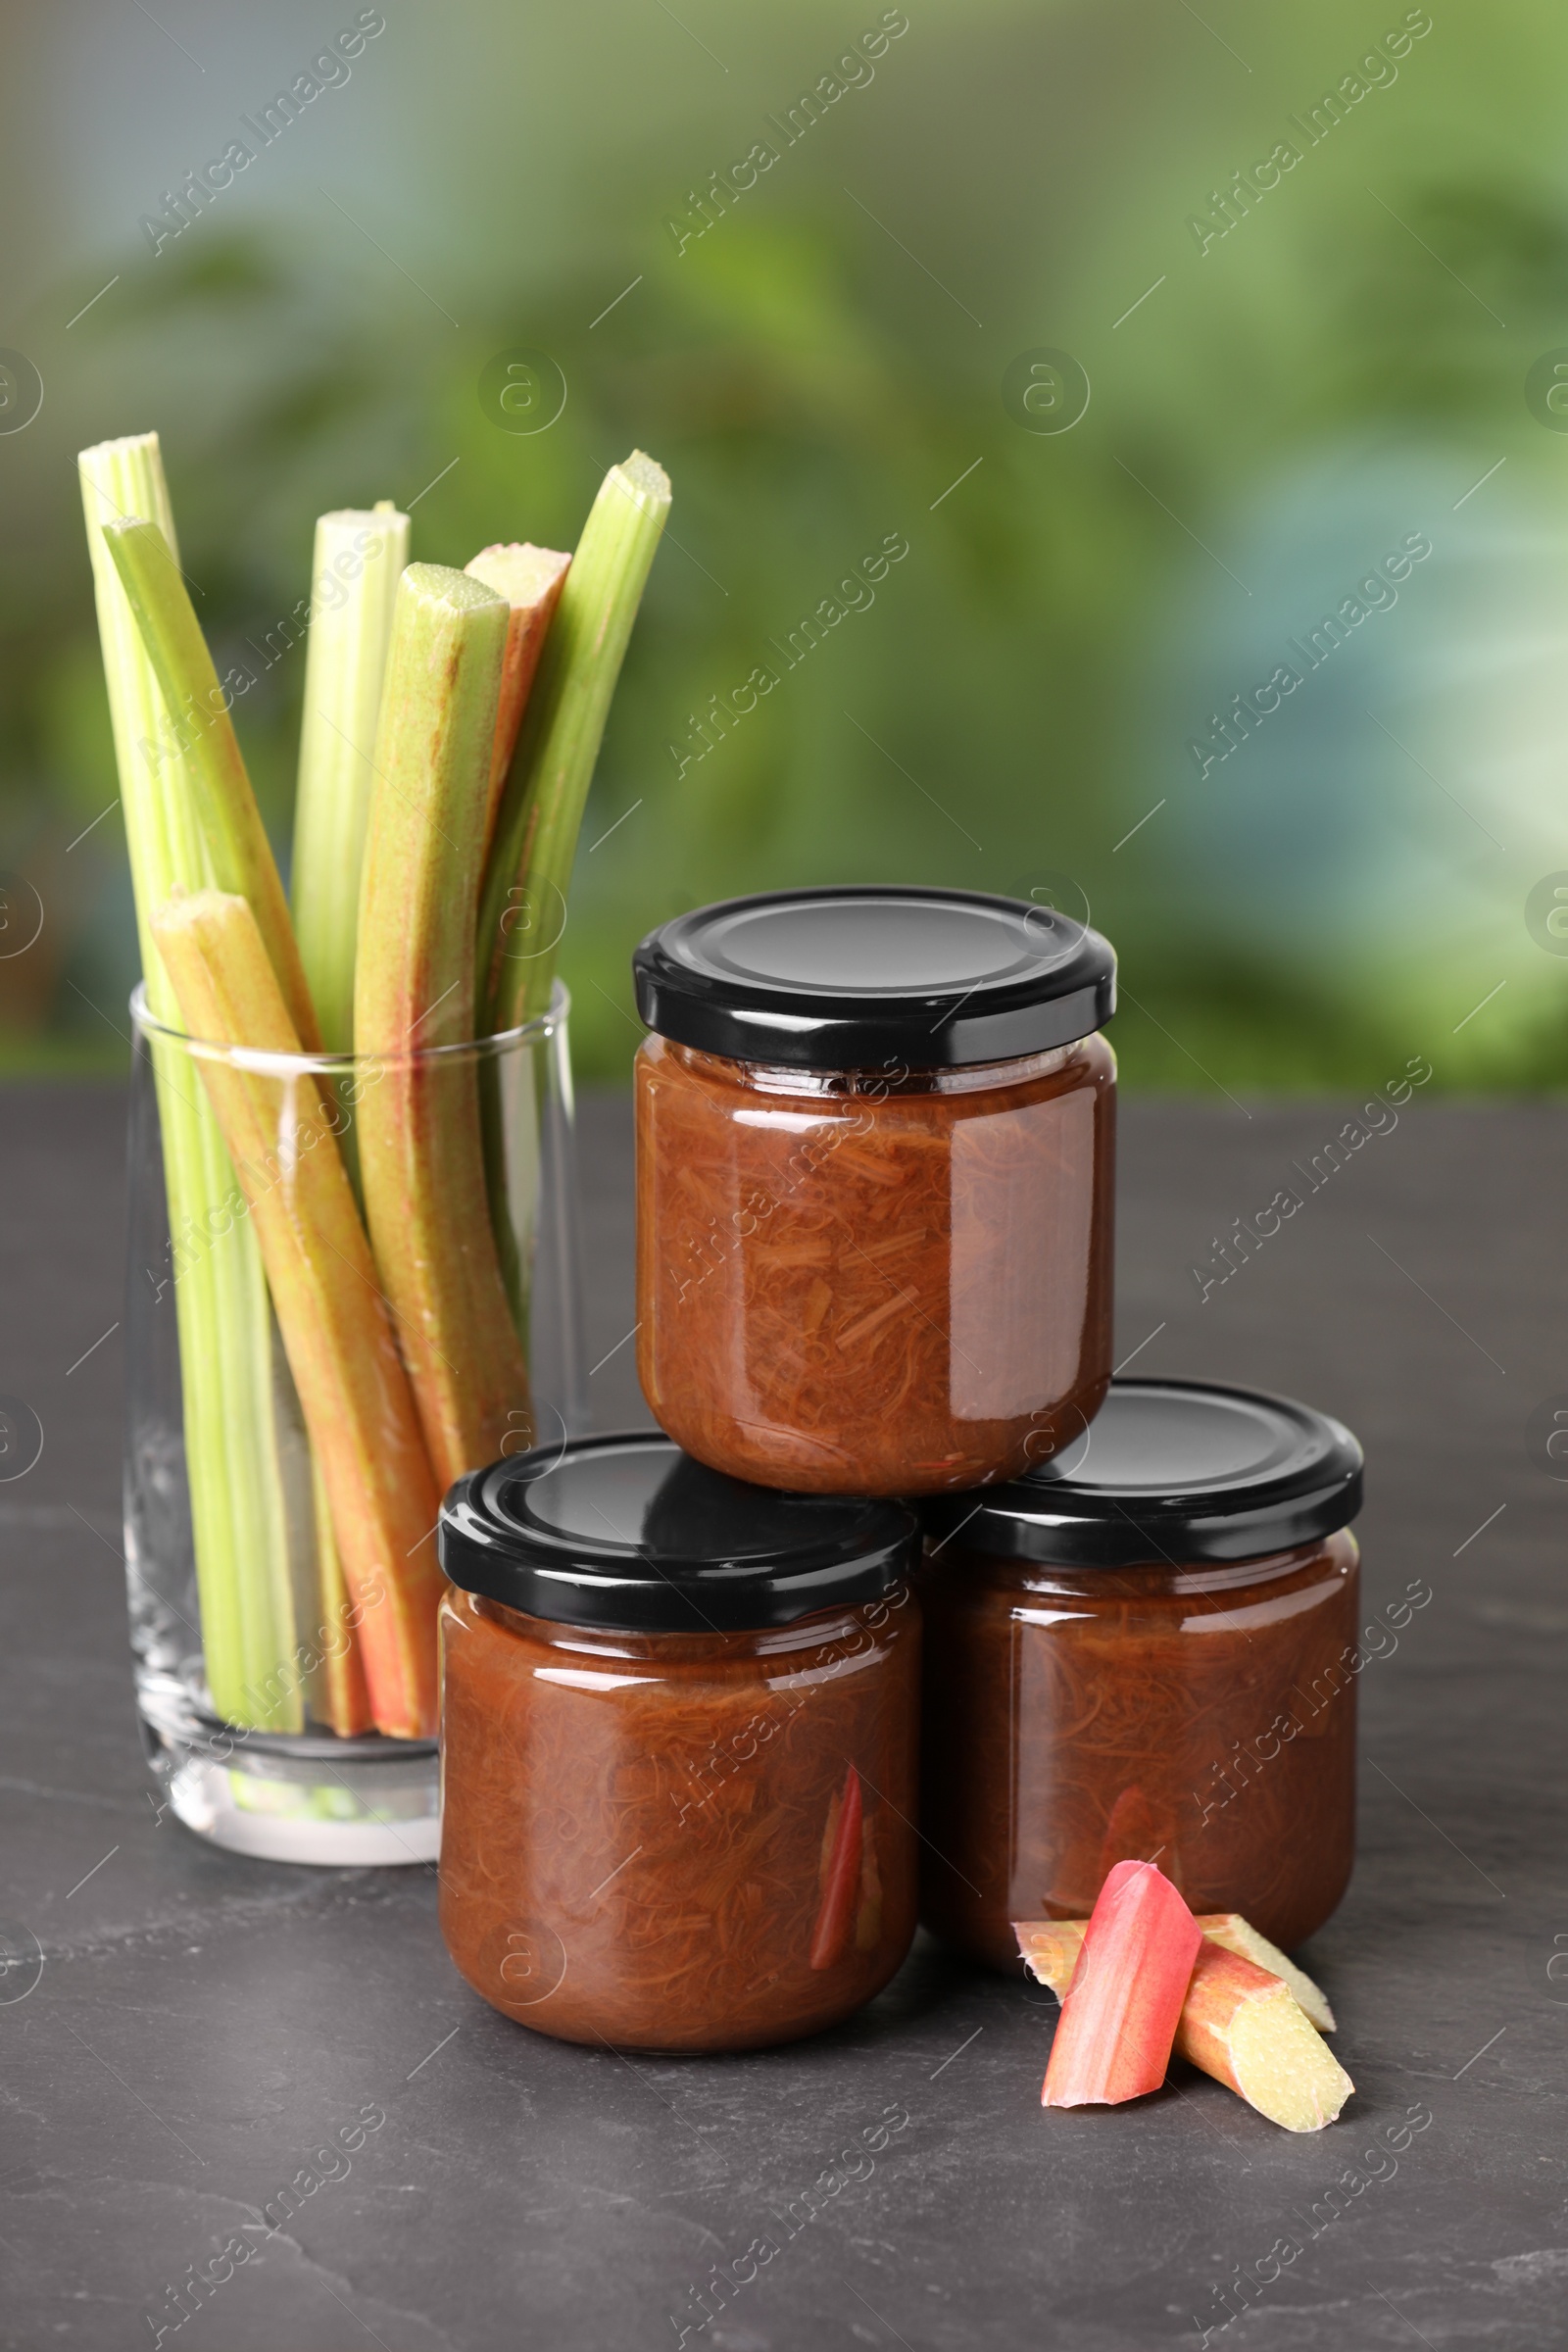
left=287, top=501, right=412, bottom=1725
left=80, top=437, right=300, bottom=1727
left=354, top=564, right=534, bottom=1488
left=464, top=542, right=571, bottom=859
left=291, top=502, right=410, bottom=1054
left=102, top=516, right=320, bottom=1050
left=152, top=886, right=445, bottom=1739
left=476, top=452, right=670, bottom=1030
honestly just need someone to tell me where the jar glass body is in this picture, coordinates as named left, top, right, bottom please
left=634, top=1032, right=1116, bottom=1496
left=124, top=983, right=587, bottom=1868
left=439, top=1585, right=920, bottom=2051
left=920, top=1532, right=1358, bottom=1966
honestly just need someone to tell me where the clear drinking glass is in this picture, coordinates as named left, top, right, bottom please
left=124, top=981, right=587, bottom=1867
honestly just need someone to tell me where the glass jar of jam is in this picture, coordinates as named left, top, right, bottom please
left=437, top=1434, right=920, bottom=2052
left=918, top=1380, right=1364, bottom=1967
left=632, top=888, right=1117, bottom=1496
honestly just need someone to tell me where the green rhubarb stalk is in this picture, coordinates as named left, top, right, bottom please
left=354, top=564, right=533, bottom=1489
left=464, top=543, right=572, bottom=1328
left=103, top=515, right=320, bottom=1050
left=476, top=452, right=670, bottom=1032
left=289, top=504, right=408, bottom=1719
left=153, top=887, right=446, bottom=1740
left=464, top=542, right=571, bottom=861
left=79, top=434, right=300, bottom=1731
left=291, top=502, right=410, bottom=1054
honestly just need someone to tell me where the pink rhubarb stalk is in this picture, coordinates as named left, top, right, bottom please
left=464, top=542, right=571, bottom=859
left=152, top=886, right=445, bottom=1738
left=1039, top=1860, right=1201, bottom=2108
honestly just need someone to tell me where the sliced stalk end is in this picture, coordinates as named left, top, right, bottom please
left=464, top=541, right=571, bottom=859
left=477, top=450, right=670, bottom=1032
left=1196, top=1914, right=1337, bottom=2033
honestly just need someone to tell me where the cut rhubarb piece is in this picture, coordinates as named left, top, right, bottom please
left=1018, top=1913, right=1336, bottom=2034
left=809, top=1766, right=862, bottom=1971
left=1174, top=1941, right=1353, bottom=2132
left=1196, top=1914, right=1336, bottom=2033
left=1018, top=1914, right=1353, bottom=2132
left=464, top=542, right=571, bottom=858
left=1040, top=1860, right=1201, bottom=2108
left=306, top=1460, right=373, bottom=1738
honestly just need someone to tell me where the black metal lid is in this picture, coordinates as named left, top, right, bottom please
left=440, top=1433, right=918, bottom=1632
left=920, top=1380, right=1363, bottom=1567
left=632, top=886, right=1115, bottom=1069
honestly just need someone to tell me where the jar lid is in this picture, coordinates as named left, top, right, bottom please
left=920, top=1380, right=1363, bottom=1567
left=440, top=1433, right=918, bottom=1632
left=632, top=887, right=1116, bottom=1069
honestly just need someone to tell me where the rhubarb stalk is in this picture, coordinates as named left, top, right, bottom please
left=1196, top=1915, right=1337, bottom=2034
left=291, top=502, right=410, bottom=1054
left=102, top=515, right=320, bottom=1048
left=1017, top=1915, right=1337, bottom=2035
left=1175, top=1942, right=1353, bottom=2132
left=464, top=541, right=572, bottom=1325
left=80, top=434, right=300, bottom=1729
left=1039, top=1860, right=1201, bottom=2108
left=1017, top=1911, right=1353, bottom=2132
left=289, top=502, right=410, bottom=1724
left=464, top=542, right=571, bottom=859
left=354, top=564, right=533, bottom=1488
left=152, top=886, right=446, bottom=1739
left=476, top=452, right=670, bottom=1030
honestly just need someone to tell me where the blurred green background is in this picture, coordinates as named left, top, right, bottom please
left=2, top=0, right=1566, bottom=1089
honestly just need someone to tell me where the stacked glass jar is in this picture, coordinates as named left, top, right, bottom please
left=436, top=888, right=1363, bottom=2050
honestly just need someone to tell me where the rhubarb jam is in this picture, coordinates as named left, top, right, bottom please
left=918, top=1381, right=1364, bottom=1966
left=633, top=888, right=1117, bottom=1496
left=437, top=1435, right=920, bottom=2052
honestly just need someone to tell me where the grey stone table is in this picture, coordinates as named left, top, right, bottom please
left=2, top=1085, right=1564, bottom=2350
